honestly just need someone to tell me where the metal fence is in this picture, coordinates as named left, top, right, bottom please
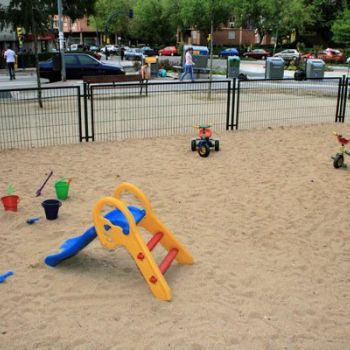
left=0, top=86, right=82, bottom=149
left=88, top=80, right=231, bottom=142
left=0, top=77, right=348, bottom=150
left=231, top=77, right=345, bottom=130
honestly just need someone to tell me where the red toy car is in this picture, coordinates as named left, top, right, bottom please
left=191, top=124, right=220, bottom=158
left=332, top=132, right=350, bottom=168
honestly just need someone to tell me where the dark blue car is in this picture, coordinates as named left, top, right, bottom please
left=218, top=48, right=240, bottom=58
left=39, top=53, right=125, bottom=82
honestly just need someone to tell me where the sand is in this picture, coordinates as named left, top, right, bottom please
left=1, top=123, right=350, bottom=350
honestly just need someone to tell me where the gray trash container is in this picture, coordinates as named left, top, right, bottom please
left=306, top=59, right=325, bottom=79
left=265, top=57, right=284, bottom=79
left=227, top=56, right=240, bottom=78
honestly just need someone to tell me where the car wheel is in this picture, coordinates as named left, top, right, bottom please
left=171, top=53, right=174, bottom=56
left=333, top=154, right=344, bottom=169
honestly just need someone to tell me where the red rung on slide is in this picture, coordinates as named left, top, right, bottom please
left=159, top=248, right=179, bottom=275
left=146, top=232, right=163, bottom=251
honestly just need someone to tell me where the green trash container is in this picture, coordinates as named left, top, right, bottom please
left=227, top=56, right=240, bottom=78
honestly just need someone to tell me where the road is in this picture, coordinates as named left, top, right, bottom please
left=0, top=56, right=349, bottom=90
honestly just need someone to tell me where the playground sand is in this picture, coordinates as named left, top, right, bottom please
left=0, top=122, right=350, bottom=350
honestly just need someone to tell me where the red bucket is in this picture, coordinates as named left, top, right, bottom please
left=1, top=195, right=20, bottom=212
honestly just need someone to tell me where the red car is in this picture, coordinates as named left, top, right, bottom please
left=158, top=46, right=177, bottom=56
left=300, top=53, right=315, bottom=61
left=243, top=49, right=272, bottom=60
left=316, top=48, right=345, bottom=63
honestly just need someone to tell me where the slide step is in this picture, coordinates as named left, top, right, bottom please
left=159, top=248, right=179, bottom=275
left=147, top=232, right=163, bottom=251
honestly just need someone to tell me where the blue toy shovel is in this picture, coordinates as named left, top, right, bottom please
left=0, top=271, right=13, bottom=283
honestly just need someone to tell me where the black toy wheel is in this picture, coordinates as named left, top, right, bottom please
left=191, top=139, right=197, bottom=152
left=215, top=140, right=220, bottom=151
left=198, top=144, right=210, bottom=158
left=333, top=154, right=344, bottom=169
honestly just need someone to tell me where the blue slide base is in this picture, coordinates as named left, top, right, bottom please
left=44, top=206, right=145, bottom=267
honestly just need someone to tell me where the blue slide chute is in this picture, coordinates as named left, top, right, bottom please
left=44, top=206, right=145, bottom=267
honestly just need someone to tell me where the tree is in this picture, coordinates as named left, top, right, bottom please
left=302, top=0, right=344, bottom=46
left=91, top=0, right=133, bottom=45
left=231, top=0, right=314, bottom=45
left=179, top=0, right=232, bottom=39
left=129, top=0, right=174, bottom=46
left=0, top=0, right=97, bottom=105
left=332, top=7, right=350, bottom=45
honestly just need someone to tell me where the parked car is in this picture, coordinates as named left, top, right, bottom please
left=243, top=49, right=272, bottom=60
left=158, top=46, right=177, bottom=56
left=124, top=48, right=144, bottom=60
left=300, top=52, right=315, bottom=61
left=274, top=49, right=300, bottom=61
left=70, top=44, right=83, bottom=51
left=39, top=53, right=125, bottom=82
left=100, top=45, right=118, bottom=54
left=316, top=48, right=346, bottom=63
left=89, top=45, right=99, bottom=52
left=140, top=46, right=157, bottom=56
left=218, top=48, right=239, bottom=58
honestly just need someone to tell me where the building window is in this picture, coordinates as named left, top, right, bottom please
left=228, top=31, right=235, bottom=40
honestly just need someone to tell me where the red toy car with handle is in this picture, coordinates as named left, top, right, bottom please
left=191, top=124, right=220, bottom=157
left=332, top=131, right=350, bottom=168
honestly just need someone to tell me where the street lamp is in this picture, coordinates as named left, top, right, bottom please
left=57, top=0, right=66, bottom=81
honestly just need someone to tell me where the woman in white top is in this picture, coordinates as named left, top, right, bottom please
left=180, top=47, right=195, bottom=82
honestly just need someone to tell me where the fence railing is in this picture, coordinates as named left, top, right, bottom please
left=232, top=77, right=344, bottom=130
left=0, top=86, right=82, bottom=149
left=88, top=80, right=231, bottom=142
left=0, top=77, right=348, bottom=150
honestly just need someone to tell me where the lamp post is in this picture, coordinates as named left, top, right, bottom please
left=57, top=0, right=66, bottom=81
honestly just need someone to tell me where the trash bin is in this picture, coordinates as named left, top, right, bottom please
left=306, top=59, right=325, bottom=79
left=52, top=53, right=61, bottom=72
left=144, top=56, right=159, bottom=78
left=183, top=45, right=209, bottom=69
left=227, top=56, right=240, bottom=78
left=265, top=57, right=284, bottom=79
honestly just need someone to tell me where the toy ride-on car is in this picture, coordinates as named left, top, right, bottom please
left=332, top=131, right=350, bottom=169
left=191, top=124, right=220, bottom=158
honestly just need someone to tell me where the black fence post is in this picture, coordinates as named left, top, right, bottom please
left=235, top=79, right=240, bottom=130
left=90, top=85, right=95, bottom=142
left=77, top=86, right=83, bottom=142
left=83, top=82, right=90, bottom=141
left=335, top=75, right=347, bottom=123
left=226, top=79, right=231, bottom=130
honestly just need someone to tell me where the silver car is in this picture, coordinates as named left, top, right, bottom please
left=274, top=49, right=300, bottom=61
left=124, top=48, right=144, bottom=60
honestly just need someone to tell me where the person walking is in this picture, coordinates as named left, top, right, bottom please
left=120, top=47, right=125, bottom=61
left=4, top=46, right=16, bottom=80
left=180, top=47, right=195, bottom=82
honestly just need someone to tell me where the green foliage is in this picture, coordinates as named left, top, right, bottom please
left=231, top=0, right=314, bottom=45
left=332, top=8, right=350, bottom=44
left=0, top=0, right=97, bottom=34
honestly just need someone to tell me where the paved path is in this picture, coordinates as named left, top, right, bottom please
left=0, top=59, right=349, bottom=89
